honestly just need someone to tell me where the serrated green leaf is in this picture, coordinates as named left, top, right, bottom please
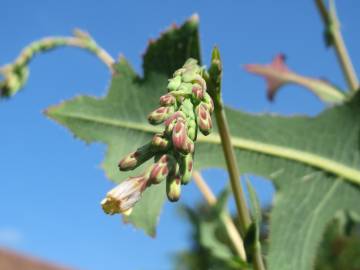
left=45, top=14, right=360, bottom=270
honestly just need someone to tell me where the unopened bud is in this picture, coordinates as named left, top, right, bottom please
left=168, top=75, right=182, bottom=92
left=192, top=83, right=204, bottom=100
left=173, top=68, right=186, bottom=77
left=196, top=103, right=212, bottom=135
left=203, top=94, right=214, bottom=113
left=172, top=120, right=190, bottom=153
left=118, top=143, right=154, bottom=171
left=166, top=174, right=181, bottom=202
left=151, top=133, right=170, bottom=150
left=172, top=82, right=193, bottom=97
left=179, top=154, right=193, bottom=185
left=149, top=154, right=175, bottom=184
left=182, top=70, right=197, bottom=83
left=164, top=111, right=185, bottom=134
left=194, top=74, right=207, bottom=92
left=187, top=123, right=197, bottom=141
left=159, top=93, right=176, bottom=106
left=148, top=106, right=174, bottom=125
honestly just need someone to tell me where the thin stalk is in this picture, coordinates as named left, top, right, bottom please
left=192, top=171, right=247, bottom=261
left=0, top=29, right=114, bottom=97
left=315, top=0, right=359, bottom=92
left=213, top=101, right=251, bottom=235
left=207, top=47, right=265, bottom=270
left=7, top=31, right=115, bottom=73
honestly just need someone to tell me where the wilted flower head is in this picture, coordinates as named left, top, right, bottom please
left=101, top=175, right=149, bottom=215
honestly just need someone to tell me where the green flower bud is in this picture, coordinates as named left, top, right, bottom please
left=172, top=119, right=190, bottom=154
left=159, top=93, right=176, bottom=106
left=183, top=58, right=198, bottom=68
left=151, top=133, right=170, bottom=150
left=179, top=153, right=193, bottom=185
left=187, top=122, right=197, bottom=141
left=196, top=103, right=212, bottom=135
left=148, top=106, right=175, bottom=125
left=167, top=75, right=182, bottom=92
left=166, top=174, right=181, bottom=202
left=173, top=68, right=186, bottom=77
left=182, top=69, right=197, bottom=83
left=118, top=143, right=155, bottom=171
left=149, top=154, right=176, bottom=184
left=203, top=93, right=214, bottom=113
left=191, top=83, right=204, bottom=100
left=164, top=111, right=186, bottom=134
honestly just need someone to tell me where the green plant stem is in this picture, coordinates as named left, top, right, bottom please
left=213, top=99, right=251, bottom=235
left=207, top=47, right=265, bottom=270
left=192, top=171, right=247, bottom=261
left=315, top=0, right=359, bottom=92
left=213, top=96, right=266, bottom=270
left=1, top=30, right=115, bottom=75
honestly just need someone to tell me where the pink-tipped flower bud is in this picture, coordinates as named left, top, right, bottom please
left=192, top=84, right=204, bottom=100
left=172, top=119, right=191, bottom=154
left=159, top=93, right=176, bottom=106
left=118, top=143, right=154, bottom=171
left=196, top=103, right=212, bottom=136
left=151, top=133, right=170, bottom=150
left=184, top=137, right=195, bottom=154
left=179, top=154, right=193, bottom=185
left=166, top=174, right=181, bottom=202
left=148, top=106, right=174, bottom=125
left=203, top=94, right=214, bottom=114
left=101, top=174, right=148, bottom=215
left=164, top=111, right=186, bottom=135
left=149, top=154, right=175, bottom=184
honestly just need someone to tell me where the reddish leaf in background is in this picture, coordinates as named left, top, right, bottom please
left=245, top=54, right=289, bottom=101
left=244, top=54, right=345, bottom=104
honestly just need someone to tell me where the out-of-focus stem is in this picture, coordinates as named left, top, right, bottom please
left=315, top=0, right=359, bottom=92
left=192, top=171, right=247, bottom=261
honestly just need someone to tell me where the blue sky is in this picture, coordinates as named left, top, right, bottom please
left=0, top=1, right=359, bottom=269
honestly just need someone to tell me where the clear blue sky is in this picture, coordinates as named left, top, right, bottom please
left=0, top=1, right=359, bottom=269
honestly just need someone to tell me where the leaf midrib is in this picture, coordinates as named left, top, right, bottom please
left=50, top=110, right=360, bottom=185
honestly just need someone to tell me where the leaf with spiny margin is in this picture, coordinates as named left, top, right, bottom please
left=46, top=13, right=360, bottom=270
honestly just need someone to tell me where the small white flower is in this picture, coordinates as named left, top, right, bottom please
left=101, top=175, right=148, bottom=215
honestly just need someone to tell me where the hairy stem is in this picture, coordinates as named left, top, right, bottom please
left=315, top=0, right=359, bottom=92
left=192, top=171, right=247, bottom=261
left=207, top=47, right=265, bottom=270
left=213, top=100, right=251, bottom=235
left=0, top=29, right=115, bottom=97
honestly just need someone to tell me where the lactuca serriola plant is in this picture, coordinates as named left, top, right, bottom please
left=101, top=58, right=214, bottom=215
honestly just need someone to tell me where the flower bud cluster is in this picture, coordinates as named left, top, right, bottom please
left=102, top=58, right=214, bottom=215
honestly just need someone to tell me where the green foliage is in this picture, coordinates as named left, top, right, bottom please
left=44, top=15, right=360, bottom=270
left=177, top=203, right=360, bottom=270
left=174, top=191, right=250, bottom=270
